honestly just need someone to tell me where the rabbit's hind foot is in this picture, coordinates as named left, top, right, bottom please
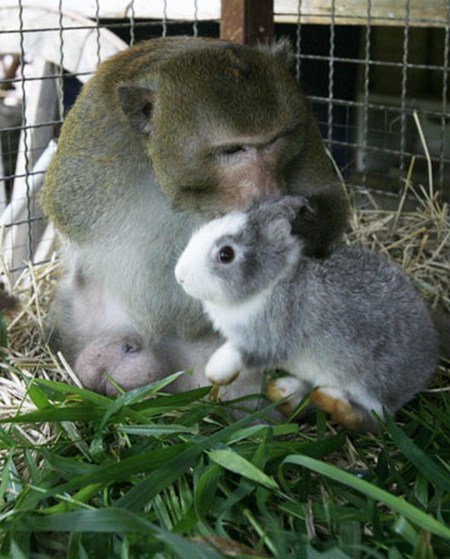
left=310, top=387, right=375, bottom=431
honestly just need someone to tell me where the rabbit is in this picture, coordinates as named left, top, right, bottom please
left=174, top=196, right=439, bottom=431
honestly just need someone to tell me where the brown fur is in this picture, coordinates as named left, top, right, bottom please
left=42, top=37, right=348, bottom=396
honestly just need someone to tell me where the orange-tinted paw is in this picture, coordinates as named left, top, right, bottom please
left=265, top=377, right=300, bottom=416
left=310, top=389, right=366, bottom=430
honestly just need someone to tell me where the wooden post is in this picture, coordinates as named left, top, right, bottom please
left=220, top=0, right=274, bottom=44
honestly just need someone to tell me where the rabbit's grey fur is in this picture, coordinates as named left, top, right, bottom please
left=175, top=196, right=438, bottom=429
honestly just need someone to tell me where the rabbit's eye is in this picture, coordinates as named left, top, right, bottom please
left=218, top=246, right=235, bottom=264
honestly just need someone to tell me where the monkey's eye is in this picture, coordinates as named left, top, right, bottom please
left=217, top=246, right=235, bottom=264
left=218, top=145, right=246, bottom=157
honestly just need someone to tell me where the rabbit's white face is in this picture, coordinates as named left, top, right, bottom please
left=175, top=211, right=247, bottom=304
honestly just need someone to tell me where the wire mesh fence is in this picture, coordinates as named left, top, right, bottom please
left=288, top=1, right=449, bottom=200
left=0, top=0, right=448, bottom=273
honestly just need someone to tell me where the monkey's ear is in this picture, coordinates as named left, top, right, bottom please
left=259, top=38, right=293, bottom=68
left=117, top=84, right=156, bottom=135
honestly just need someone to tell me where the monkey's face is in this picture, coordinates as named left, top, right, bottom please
left=118, top=43, right=316, bottom=217
left=199, top=125, right=307, bottom=213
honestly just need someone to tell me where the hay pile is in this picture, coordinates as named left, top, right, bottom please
left=0, top=184, right=449, bottom=440
left=0, top=255, right=81, bottom=425
left=346, top=182, right=449, bottom=314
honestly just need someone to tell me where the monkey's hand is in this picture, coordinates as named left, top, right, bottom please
left=204, top=341, right=242, bottom=385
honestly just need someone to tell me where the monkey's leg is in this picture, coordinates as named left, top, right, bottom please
left=74, top=336, right=170, bottom=396
left=310, top=387, right=375, bottom=431
left=50, top=255, right=141, bottom=363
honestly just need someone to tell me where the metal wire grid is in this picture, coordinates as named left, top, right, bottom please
left=292, top=1, right=450, bottom=199
left=0, top=1, right=449, bottom=272
left=0, top=0, right=203, bottom=271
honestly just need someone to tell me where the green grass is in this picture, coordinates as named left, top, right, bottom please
left=0, top=368, right=449, bottom=559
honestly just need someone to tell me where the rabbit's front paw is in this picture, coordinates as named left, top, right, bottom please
left=205, top=341, right=243, bottom=385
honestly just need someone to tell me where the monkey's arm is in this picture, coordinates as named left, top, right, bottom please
left=292, top=187, right=349, bottom=257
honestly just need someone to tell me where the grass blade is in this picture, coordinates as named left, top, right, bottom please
left=209, top=449, right=279, bottom=490
left=16, top=508, right=223, bottom=559
left=116, top=404, right=279, bottom=511
left=384, top=412, right=450, bottom=493
left=281, top=454, right=450, bottom=540
left=117, top=424, right=198, bottom=436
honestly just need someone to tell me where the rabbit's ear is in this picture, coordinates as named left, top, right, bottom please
left=258, top=196, right=310, bottom=241
left=265, top=195, right=312, bottom=223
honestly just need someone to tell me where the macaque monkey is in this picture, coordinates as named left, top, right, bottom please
left=42, top=36, right=348, bottom=399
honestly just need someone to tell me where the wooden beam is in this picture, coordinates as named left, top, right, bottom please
left=220, top=0, right=274, bottom=44
left=275, top=0, right=449, bottom=28
left=2, top=0, right=448, bottom=28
